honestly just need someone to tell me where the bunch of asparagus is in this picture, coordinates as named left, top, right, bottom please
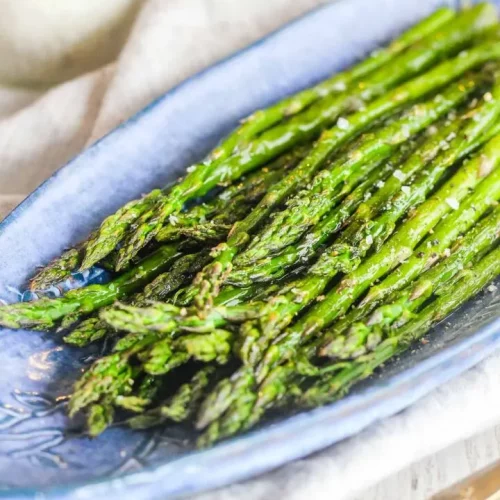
left=2, top=3, right=500, bottom=447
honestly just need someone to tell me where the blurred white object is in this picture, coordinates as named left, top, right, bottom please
left=0, top=0, right=141, bottom=86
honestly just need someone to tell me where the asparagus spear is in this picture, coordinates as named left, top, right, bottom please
left=139, top=329, right=234, bottom=375
left=199, top=229, right=500, bottom=445
left=323, top=86, right=500, bottom=269
left=301, top=245, right=500, bottom=407
left=156, top=145, right=308, bottom=243
left=196, top=130, right=500, bottom=430
left=219, top=6, right=456, bottom=151
left=321, top=204, right=500, bottom=359
left=68, top=285, right=260, bottom=418
left=80, top=189, right=164, bottom=270
left=87, top=399, right=115, bottom=437
left=128, top=366, right=216, bottom=429
left=0, top=244, right=182, bottom=330
left=31, top=145, right=291, bottom=289
left=63, top=250, right=212, bottom=347
left=227, top=116, right=468, bottom=286
left=256, top=132, right=500, bottom=383
left=114, top=7, right=498, bottom=272
left=244, top=86, right=500, bottom=361
left=29, top=247, right=84, bottom=291
left=101, top=301, right=258, bottom=339
left=191, top=72, right=490, bottom=313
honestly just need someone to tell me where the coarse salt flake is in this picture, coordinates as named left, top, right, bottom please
left=401, top=185, right=411, bottom=195
left=337, top=117, right=350, bottom=130
left=169, top=214, right=179, bottom=226
left=332, top=81, right=347, bottom=92
left=468, top=98, right=478, bottom=109
left=186, top=165, right=197, bottom=173
left=484, top=92, right=493, bottom=102
left=445, top=197, right=459, bottom=210
left=439, top=140, right=450, bottom=151
left=393, top=169, right=405, bottom=181
left=219, top=190, right=232, bottom=201
left=427, top=125, right=438, bottom=136
left=365, top=234, right=373, bottom=246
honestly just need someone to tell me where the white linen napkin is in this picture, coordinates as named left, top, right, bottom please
left=1, top=1, right=499, bottom=498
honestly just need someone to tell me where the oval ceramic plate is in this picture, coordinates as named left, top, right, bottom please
left=1, top=0, right=500, bottom=498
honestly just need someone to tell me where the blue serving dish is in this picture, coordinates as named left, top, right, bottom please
left=1, top=0, right=499, bottom=498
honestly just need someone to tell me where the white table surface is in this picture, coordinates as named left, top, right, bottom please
left=355, top=424, right=500, bottom=499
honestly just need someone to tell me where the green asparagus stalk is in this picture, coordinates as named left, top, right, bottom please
left=301, top=245, right=500, bottom=407
left=63, top=250, right=212, bottom=347
left=256, top=132, right=500, bottom=384
left=233, top=96, right=468, bottom=268
left=219, top=6, right=455, bottom=150
left=157, top=146, right=308, bottom=243
left=29, top=247, right=84, bottom=291
left=101, top=301, right=258, bottom=338
left=0, top=244, right=181, bottom=330
left=239, top=83, right=500, bottom=365
left=190, top=68, right=489, bottom=312
left=196, top=368, right=256, bottom=431
left=87, top=399, right=115, bottom=437
left=318, top=83, right=500, bottom=275
left=114, top=7, right=498, bottom=272
left=139, top=329, right=233, bottom=375
left=321, top=204, right=500, bottom=359
left=81, top=189, right=164, bottom=270
left=227, top=116, right=467, bottom=286
left=128, top=366, right=216, bottom=429
left=199, top=234, right=500, bottom=445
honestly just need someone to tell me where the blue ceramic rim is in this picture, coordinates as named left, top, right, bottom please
left=3, top=0, right=498, bottom=498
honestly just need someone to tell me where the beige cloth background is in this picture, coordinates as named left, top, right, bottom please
left=2, top=1, right=500, bottom=499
